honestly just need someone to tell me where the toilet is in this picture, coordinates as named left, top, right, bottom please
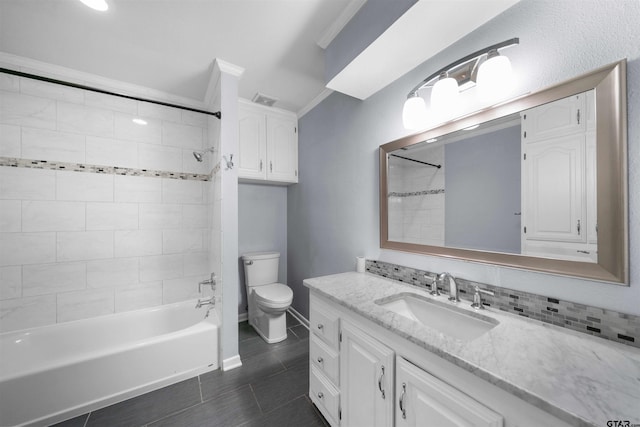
left=242, top=252, right=293, bottom=343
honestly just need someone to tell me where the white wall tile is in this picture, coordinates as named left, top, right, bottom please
left=162, top=276, right=200, bottom=304
left=139, top=254, right=183, bottom=282
left=22, top=200, right=85, bottom=232
left=138, top=101, right=182, bottom=123
left=0, top=166, right=56, bottom=200
left=0, top=200, right=21, bottom=232
left=57, top=102, right=114, bottom=137
left=56, top=170, right=114, bottom=202
left=138, top=143, right=182, bottom=172
left=23, top=262, right=86, bottom=296
left=0, top=232, right=56, bottom=266
left=184, top=251, right=210, bottom=277
left=114, top=175, right=161, bottom=203
left=0, top=74, right=19, bottom=92
left=21, top=127, right=86, bottom=163
left=56, top=231, right=114, bottom=262
left=0, top=124, right=21, bottom=157
left=57, top=288, right=114, bottom=323
left=0, top=295, right=56, bottom=332
left=20, top=78, right=84, bottom=104
left=114, top=230, right=162, bottom=257
left=87, top=257, right=139, bottom=288
left=86, top=202, right=138, bottom=231
left=115, top=283, right=163, bottom=312
left=181, top=111, right=208, bottom=127
left=163, top=229, right=204, bottom=254
left=162, top=122, right=203, bottom=149
left=86, top=136, right=138, bottom=169
left=0, top=266, right=22, bottom=300
left=85, top=92, right=137, bottom=114
left=139, top=203, right=182, bottom=229
left=183, top=205, right=208, bottom=229
left=114, top=112, right=162, bottom=143
left=162, top=179, right=203, bottom=204
left=0, top=91, right=56, bottom=130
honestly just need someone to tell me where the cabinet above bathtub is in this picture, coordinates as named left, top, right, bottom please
left=238, top=100, right=298, bottom=185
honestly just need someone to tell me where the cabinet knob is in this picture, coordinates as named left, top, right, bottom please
left=317, top=392, right=324, bottom=399
left=317, top=357, right=324, bottom=364
left=317, top=323, right=324, bottom=330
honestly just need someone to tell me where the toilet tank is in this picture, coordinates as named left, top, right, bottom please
left=242, top=252, right=280, bottom=287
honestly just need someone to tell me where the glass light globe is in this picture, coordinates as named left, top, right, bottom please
left=402, top=96, right=428, bottom=130
left=79, top=0, right=108, bottom=11
left=430, top=77, right=459, bottom=114
left=477, top=54, right=514, bottom=102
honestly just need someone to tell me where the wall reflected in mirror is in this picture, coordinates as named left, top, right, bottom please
left=387, top=89, right=597, bottom=264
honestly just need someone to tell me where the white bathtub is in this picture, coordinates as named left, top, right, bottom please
left=0, top=300, right=219, bottom=427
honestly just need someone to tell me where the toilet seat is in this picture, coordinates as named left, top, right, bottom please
left=254, top=283, right=293, bottom=307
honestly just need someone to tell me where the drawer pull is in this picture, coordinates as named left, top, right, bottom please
left=378, top=365, right=386, bottom=399
left=317, top=357, right=324, bottom=364
left=317, top=323, right=324, bottom=330
left=399, top=382, right=407, bottom=419
left=317, top=392, right=324, bottom=399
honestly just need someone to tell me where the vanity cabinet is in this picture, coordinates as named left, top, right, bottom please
left=521, top=91, right=597, bottom=262
left=238, top=100, right=298, bottom=185
left=396, top=357, right=502, bottom=427
left=309, top=291, right=572, bottom=427
left=340, top=321, right=394, bottom=427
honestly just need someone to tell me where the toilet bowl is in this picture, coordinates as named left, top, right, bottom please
left=242, top=252, right=293, bottom=343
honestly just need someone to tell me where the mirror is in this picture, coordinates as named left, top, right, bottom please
left=380, top=60, right=628, bottom=284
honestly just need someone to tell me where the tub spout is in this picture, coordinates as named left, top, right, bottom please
left=196, top=296, right=215, bottom=309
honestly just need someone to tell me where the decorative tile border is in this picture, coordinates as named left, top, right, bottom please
left=366, top=259, right=640, bottom=348
left=388, top=189, right=445, bottom=198
left=0, top=157, right=211, bottom=181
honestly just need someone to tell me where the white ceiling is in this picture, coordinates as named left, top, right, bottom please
left=0, top=0, right=354, bottom=113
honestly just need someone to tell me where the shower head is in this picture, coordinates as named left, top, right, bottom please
left=193, top=147, right=215, bottom=162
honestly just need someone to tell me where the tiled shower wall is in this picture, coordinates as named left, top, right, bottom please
left=0, top=70, right=217, bottom=332
left=387, top=146, right=445, bottom=246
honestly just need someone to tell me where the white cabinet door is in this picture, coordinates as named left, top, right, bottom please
left=521, top=93, right=585, bottom=142
left=396, top=357, right=503, bottom=427
left=523, top=133, right=586, bottom=243
left=267, top=114, right=298, bottom=183
left=238, top=105, right=266, bottom=180
left=340, top=321, right=394, bottom=427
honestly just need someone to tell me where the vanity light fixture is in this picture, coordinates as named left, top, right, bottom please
left=402, top=38, right=519, bottom=130
left=79, top=0, right=109, bottom=11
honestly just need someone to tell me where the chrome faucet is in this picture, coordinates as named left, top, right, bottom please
left=426, top=274, right=439, bottom=296
left=198, top=273, right=216, bottom=293
left=471, top=286, right=494, bottom=310
left=196, top=273, right=217, bottom=316
left=438, top=272, right=459, bottom=303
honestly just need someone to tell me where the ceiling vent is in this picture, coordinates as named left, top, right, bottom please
left=252, top=92, right=279, bottom=107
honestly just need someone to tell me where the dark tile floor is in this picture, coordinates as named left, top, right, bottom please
left=54, top=313, right=327, bottom=427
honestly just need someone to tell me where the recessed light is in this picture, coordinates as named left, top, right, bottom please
left=132, top=118, right=148, bottom=126
left=79, top=0, right=109, bottom=12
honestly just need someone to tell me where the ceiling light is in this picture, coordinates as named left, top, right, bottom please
left=402, top=38, right=518, bottom=130
left=79, top=0, right=109, bottom=11
left=132, top=118, right=147, bottom=125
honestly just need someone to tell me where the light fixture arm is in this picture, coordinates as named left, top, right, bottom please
left=406, top=38, right=519, bottom=97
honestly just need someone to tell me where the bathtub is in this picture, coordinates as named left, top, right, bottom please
left=0, top=300, right=219, bottom=427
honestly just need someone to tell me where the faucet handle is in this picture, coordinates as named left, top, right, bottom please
left=471, top=286, right=494, bottom=309
left=425, top=274, right=439, bottom=296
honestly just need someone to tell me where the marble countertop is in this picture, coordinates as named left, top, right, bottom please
left=304, top=272, right=640, bottom=427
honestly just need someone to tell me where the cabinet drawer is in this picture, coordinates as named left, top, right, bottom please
left=310, top=334, right=339, bottom=385
left=310, top=365, right=340, bottom=426
left=309, top=297, right=340, bottom=349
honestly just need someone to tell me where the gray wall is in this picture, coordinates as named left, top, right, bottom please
left=444, top=125, right=521, bottom=254
left=289, top=0, right=640, bottom=319
left=238, top=183, right=287, bottom=316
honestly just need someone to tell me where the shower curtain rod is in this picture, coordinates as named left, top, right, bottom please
left=0, top=67, right=222, bottom=119
left=390, top=154, right=441, bottom=169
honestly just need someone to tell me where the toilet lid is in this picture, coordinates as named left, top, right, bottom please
left=254, top=283, right=293, bottom=304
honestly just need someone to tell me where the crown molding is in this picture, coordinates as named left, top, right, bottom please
left=297, top=88, right=334, bottom=118
left=317, top=0, right=368, bottom=49
left=204, top=58, right=245, bottom=107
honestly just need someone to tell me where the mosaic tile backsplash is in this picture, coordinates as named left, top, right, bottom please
left=366, top=259, right=639, bottom=348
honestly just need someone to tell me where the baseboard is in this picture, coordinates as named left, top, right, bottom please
left=222, top=355, right=242, bottom=371
left=238, top=312, right=248, bottom=322
left=287, top=307, right=309, bottom=329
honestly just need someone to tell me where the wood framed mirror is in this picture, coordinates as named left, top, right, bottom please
left=380, top=60, right=628, bottom=284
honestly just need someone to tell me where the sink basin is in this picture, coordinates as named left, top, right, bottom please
left=375, top=294, right=498, bottom=341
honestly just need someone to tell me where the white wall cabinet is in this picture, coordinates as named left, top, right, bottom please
left=309, top=292, right=572, bottom=427
left=521, top=90, right=597, bottom=262
left=238, top=100, right=298, bottom=185
left=340, top=321, right=394, bottom=427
